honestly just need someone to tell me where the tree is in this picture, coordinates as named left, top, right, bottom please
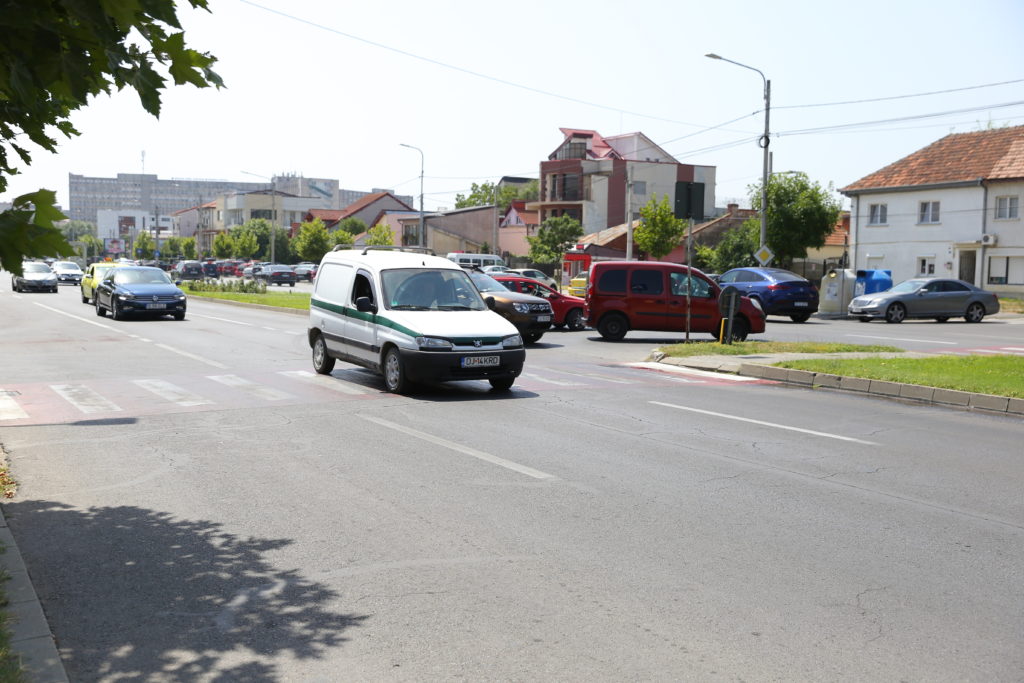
left=750, top=172, right=843, bottom=267
left=212, top=232, right=234, bottom=259
left=292, top=218, right=331, bottom=263
left=364, top=223, right=394, bottom=246
left=163, top=236, right=183, bottom=259
left=269, top=227, right=292, bottom=263
left=135, top=231, right=155, bottom=260
left=691, top=243, right=717, bottom=274
left=61, top=220, right=97, bottom=242
left=712, top=220, right=759, bottom=273
left=455, top=180, right=539, bottom=212
left=330, top=229, right=354, bottom=250
left=80, top=234, right=104, bottom=261
left=233, top=231, right=259, bottom=260
left=339, top=217, right=367, bottom=236
left=0, top=0, right=222, bottom=275
left=527, top=215, right=583, bottom=264
left=231, top=219, right=272, bottom=258
left=634, top=194, right=687, bottom=260
left=181, top=237, right=197, bottom=260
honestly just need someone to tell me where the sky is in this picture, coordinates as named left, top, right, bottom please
left=4, top=0, right=1024, bottom=215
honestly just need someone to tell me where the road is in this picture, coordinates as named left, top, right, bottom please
left=1, top=281, right=1023, bottom=681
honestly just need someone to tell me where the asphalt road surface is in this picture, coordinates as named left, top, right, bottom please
left=2, top=281, right=1023, bottom=681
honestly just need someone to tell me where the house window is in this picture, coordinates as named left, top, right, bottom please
left=918, top=201, right=940, bottom=224
left=633, top=181, right=647, bottom=195
left=995, top=196, right=1019, bottom=219
left=918, top=257, right=935, bottom=275
left=991, top=256, right=1024, bottom=284
left=868, top=203, right=887, bottom=225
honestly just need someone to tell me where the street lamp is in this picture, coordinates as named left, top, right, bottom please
left=241, top=170, right=277, bottom=263
left=400, top=143, right=425, bottom=247
left=706, top=53, right=771, bottom=262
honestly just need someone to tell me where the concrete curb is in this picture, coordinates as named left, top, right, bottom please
left=0, top=508, right=68, bottom=682
left=657, top=354, right=1024, bottom=418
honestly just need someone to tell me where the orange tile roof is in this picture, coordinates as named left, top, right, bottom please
left=842, top=125, right=1024, bottom=192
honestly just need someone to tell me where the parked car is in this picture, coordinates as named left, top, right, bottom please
left=567, top=273, right=588, bottom=298
left=293, top=262, right=318, bottom=281
left=170, top=260, right=204, bottom=281
left=849, top=277, right=1000, bottom=323
left=585, top=260, right=766, bottom=341
left=482, top=265, right=511, bottom=274
left=200, top=260, right=219, bottom=278
left=81, top=261, right=123, bottom=303
left=93, top=266, right=187, bottom=320
left=465, top=270, right=553, bottom=344
left=494, top=275, right=587, bottom=330
left=715, top=267, right=819, bottom=322
left=51, top=260, right=84, bottom=285
left=255, top=264, right=297, bottom=286
left=12, top=262, right=58, bottom=293
left=507, top=268, right=560, bottom=291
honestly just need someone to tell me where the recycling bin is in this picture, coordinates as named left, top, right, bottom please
left=819, top=268, right=857, bottom=315
left=854, top=269, right=892, bottom=297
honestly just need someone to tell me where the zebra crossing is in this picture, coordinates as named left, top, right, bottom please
left=0, top=363, right=757, bottom=425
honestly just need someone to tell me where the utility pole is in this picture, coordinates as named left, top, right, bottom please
left=625, top=164, right=634, bottom=260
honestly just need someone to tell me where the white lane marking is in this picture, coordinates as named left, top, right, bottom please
left=278, top=370, right=367, bottom=395
left=360, top=415, right=556, bottom=480
left=34, top=302, right=120, bottom=332
left=847, top=334, right=955, bottom=345
left=546, top=367, right=634, bottom=384
left=154, top=343, right=228, bottom=369
left=51, top=384, right=122, bottom=414
left=1001, top=346, right=1024, bottom=352
left=0, top=393, right=29, bottom=420
left=188, top=312, right=255, bottom=326
left=132, top=379, right=213, bottom=407
left=626, top=361, right=762, bottom=382
left=649, top=401, right=877, bottom=445
left=207, top=375, right=293, bottom=401
left=261, top=326, right=278, bottom=331
left=521, top=372, right=583, bottom=386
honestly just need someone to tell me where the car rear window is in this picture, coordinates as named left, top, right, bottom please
left=597, top=269, right=626, bottom=293
left=769, top=270, right=805, bottom=282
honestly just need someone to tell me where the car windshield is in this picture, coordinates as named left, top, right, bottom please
left=467, top=271, right=508, bottom=293
left=23, top=263, right=52, bottom=273
left=888, top=279, right=928, bottom=294
left=381, top=268, right=486, bottom=311
left=113, top=269, right=172, bottom=285
left=54, top=262, right=81, bottom=271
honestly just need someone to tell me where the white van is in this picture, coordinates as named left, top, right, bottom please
left=309, top=246, right=525, bottom=392
left=446, top=252, right=505, bottom=269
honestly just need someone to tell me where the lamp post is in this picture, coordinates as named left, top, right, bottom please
left=400, top=143, right=425, bottom=247
left=706, top=53, right=771, bottom=262
left=241, top=170, right=277, bottom=263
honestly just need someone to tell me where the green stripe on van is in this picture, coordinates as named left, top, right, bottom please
left=311, top=297, right=421, bottom=338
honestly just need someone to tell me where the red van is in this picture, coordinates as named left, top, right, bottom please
left=585, top=261, right=765, bottom=341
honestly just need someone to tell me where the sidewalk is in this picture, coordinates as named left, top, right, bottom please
left=652, top=350, right=1024, bottom=417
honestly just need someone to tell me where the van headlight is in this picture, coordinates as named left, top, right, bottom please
left=512, top=303, right=530, bottom=314
left=415, top=336, right=453, bottom=350
left=502, top=334, right=523, bottom=348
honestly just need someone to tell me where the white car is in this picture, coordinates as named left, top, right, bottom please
left=508, top=268, right=559, bottom=291
left=51, top=260, right=84, bottom=285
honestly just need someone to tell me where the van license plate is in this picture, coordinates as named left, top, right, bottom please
left=146, top=303, right=166, bottom=309
left=462, top=355, right=499, bottom=368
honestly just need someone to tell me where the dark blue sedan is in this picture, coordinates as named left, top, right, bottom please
left=94, top=266, right=187, bottom=320
left=716, top=267, right=819, bottom=322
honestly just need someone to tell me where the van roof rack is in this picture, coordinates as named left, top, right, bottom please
left=331, top=244, right=436, bottom=255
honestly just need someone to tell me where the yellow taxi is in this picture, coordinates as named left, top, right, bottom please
left=80, top=261, right=123, bottom=304
left=568, top=273, right=588, bottom=298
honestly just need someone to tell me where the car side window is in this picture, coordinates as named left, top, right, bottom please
left=670, top=272, right=712, bottom=298
left=597, top=269, right=626, bottom=293
left=630, top=270, right=663, bottom=295
left=352, top=273, right=374, bottom=305
left=944, top=281, right=969, bottom=292
left=718, top=271, right=736, bottom=283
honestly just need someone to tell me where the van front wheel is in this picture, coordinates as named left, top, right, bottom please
left=312, top=334, right=336, bottom=375
left=597, top=313, right=628, bottom=341
left=383, top=347, right=410, bottom=393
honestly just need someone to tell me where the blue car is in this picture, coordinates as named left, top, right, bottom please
left=93, top=266, right=188, bottom=320
left=716, top=267, right=819, bottom=322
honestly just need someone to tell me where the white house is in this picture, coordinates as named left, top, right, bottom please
left=841, top=125, right=1024, bottom=296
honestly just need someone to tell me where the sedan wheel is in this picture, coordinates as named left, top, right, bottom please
left=885, top=302, right=906, bottom=324
left=111, top=299, right=123, bottom=321
left=524, top=332, right=544, bottom=344
left=964, top=302, right=985, bottom=323
left=935, top=317, right=949, bottom=323
left=565, top=307, right=586, bottom=331
left=95, top=297, right=106, bottom=317
left=789, top=312, right=811, bottom=323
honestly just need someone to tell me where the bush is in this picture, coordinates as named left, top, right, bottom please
left=184, top=278, right=266, bottom=294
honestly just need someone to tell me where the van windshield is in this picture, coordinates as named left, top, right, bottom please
left=381, top=268, right=487, bottom=311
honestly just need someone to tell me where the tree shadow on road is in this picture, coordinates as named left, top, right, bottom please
left=2, top=500, right=369, bottom=681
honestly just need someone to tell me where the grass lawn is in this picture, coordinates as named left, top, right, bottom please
left=187, top=290, right=310, bottom=310
left=777, top=355, right=1024, bottom=398
left=999, top=297, right=1024, bottom=314
left=658, top=340, right=904, bottom=357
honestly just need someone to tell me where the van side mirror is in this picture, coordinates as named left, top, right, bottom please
left=485, top=296, right=496, bottom=310
left=355, top=296, right=377, bottom=314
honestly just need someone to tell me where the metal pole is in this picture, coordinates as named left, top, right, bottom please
left=685, top=218, right=692, bottom=343
left=400, top=144, right=425, bottom=247
left=271, top=178, right=276, bottom=263
left=625, top=164, right=633, bottom=260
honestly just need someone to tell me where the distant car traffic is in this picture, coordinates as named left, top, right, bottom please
left=715, top=267, right=819, bottom=322
left=255, top=264, right=297, bottom=286
left=849, top=277, right=1000, bottom=323
left=93, top=266, right=187, bottom=320
left=12, top=262, right=58, bottom=293
left=51, top=261, right=83, bottom=285
left=293, top=262, right=318, bottom=281
left=170, top=260, right=204, bottom=281
left=494, top=275, right=587, bottom=330
left=81, top=261, right=123, bottom=303
left=465, top=270, right=552, bottom=344
left=507, top=268, right=560, bottom=291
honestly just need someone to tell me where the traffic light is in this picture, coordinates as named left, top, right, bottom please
left=674, top=182, right=705, bottom=220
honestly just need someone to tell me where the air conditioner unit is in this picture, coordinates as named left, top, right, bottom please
left=981, top=233, right=997, bottom=246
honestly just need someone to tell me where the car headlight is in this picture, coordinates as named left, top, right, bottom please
left=512, top=303, right=530, bottom=314
left=415, top=336, right=453, bottom=350
left=118, top=294, right=135, bottom=301
left=502, top=334, right=523, bottom=348
left=175, top=294, right=186, bottom=301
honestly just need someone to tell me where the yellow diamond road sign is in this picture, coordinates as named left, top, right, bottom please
left=754, top=245, right=774, bottom=266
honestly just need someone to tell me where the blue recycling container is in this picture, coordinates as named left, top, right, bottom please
left=854, top=269, right=893, bottom=297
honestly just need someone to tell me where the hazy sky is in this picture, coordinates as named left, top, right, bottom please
left=4, top=0, right=1024, bottom=214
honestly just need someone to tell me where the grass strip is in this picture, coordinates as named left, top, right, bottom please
left=658, top=340, right=904, bottom=357
left=777, top=354, right=1024, bottom=398
left=999, top=297, right=1024, bottom=314
left=187, top=290, right=310, bottom=310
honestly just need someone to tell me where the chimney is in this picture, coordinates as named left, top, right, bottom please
left=727, top=203, right=738, bottom=216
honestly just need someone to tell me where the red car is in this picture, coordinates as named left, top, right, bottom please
left=493, top=275, right=587, bottom=330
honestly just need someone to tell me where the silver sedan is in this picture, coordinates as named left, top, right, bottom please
left=849, top=277, right=1000, bottom=323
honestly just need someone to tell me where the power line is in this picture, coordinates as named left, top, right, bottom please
left=776, top=100, right=1024, bottom=137
left=776, top=78, right=1024, bottom=110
